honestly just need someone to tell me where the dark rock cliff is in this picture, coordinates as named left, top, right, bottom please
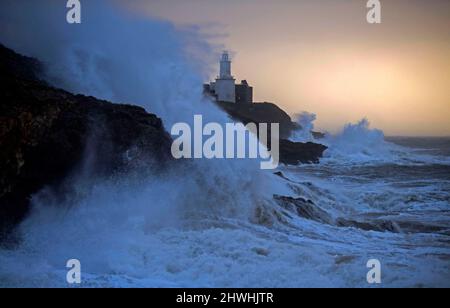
left=278, top=139, right=327, bottom=165
left=217, top=101, right=296, bottom=139
left=0, top=44, right=328, bottom=238
left=0, top=45, right=172, bottom=235
left=216, top=101, right=327, bottom=165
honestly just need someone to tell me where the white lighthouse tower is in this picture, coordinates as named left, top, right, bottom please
left=220, top=51, right=232, bottom=78
left=213, top=51, right=236, bottom=103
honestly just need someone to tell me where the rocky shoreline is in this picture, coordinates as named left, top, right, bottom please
left=0, top=45, right=172, bottom=236
left=216, top=100, right=327, bottom=165
left=0, top=44, right=327, bottom=236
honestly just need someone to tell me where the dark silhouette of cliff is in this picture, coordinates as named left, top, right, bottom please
left=0, top=45, right=172, bottom=237
left=217, top=101, right=296, bottom=139
left=216, top=101, right=327, bottom=165
left=0, top=44, right=327, bottom=239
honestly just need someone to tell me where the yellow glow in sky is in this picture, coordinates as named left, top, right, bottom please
left=123, top=0, right=450, bottom=136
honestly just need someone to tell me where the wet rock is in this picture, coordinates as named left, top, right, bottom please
left=336, top=217, right=402, bottom=233
left=252, top=247, right=270, bottom=256
left=254, top=203, right=290, bottom=227
left=273, top=195, right=333, bottom=225
left=0, top=44, right=173, bottom=236
left=278, top=139, right=327, bottom=165
left=334, top=255, right=357, bottom=265
left=216, top=101, right=327, bottom=165
left=338, top=211, right=450, bottom=234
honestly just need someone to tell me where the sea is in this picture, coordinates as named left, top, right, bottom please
left=1, top=131, right=448, bottom=288
left=0, top=0, right=448, bottom=288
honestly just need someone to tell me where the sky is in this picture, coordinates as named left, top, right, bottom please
left=121, top=0, right=450, bottom=136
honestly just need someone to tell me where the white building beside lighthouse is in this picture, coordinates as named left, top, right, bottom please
left=205, top=51, right=253, bottom=104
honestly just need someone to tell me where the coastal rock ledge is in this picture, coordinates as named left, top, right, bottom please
left=0, top=45, right=172, bottom=235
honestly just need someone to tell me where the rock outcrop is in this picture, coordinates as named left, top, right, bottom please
left=278, top=139, right=327, bottom=165
left=273, top=189, right=448, bottom=235
left=274, top=195, right=333, bottom=224
left=0, top=45, right=172, bottom=236
left=217, top=101, right=296, bottom=138
left=216, top=101, right=327, bottom=165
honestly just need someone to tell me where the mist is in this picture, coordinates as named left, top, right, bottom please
left=0, top=0, right=272, bottom=286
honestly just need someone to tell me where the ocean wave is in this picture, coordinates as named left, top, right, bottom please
left=1, top=0, right=449, bottom=288
left=291, top=116, right=450, bottom=166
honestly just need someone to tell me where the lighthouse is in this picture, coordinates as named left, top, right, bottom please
left=219, top=51, right=232, bottom=78
left=204, top=51, right=253, bottom=104
left=213, top=51, right=236, bottom=103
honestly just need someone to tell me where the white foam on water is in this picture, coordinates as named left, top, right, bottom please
left=0, top=0, right=449, bottom=288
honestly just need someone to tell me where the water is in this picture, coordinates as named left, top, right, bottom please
left=387, top=136, right=450, bottom=158
left=0, top=0, right=449, bottom=288
left=279, top=136, right=450, bottom=287
left=1, top=133, right=448, bottom=287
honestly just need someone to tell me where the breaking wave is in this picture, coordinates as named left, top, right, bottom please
left=290, top=112, right=316, bottom=142
left=0, top=0, right=275, bottom=287
left=291, top=113, right=450, bottom=165
left=322, top=118, right=401, bottom=164
left=1, top=1, right=449, bottom=288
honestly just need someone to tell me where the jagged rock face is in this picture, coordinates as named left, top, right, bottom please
left=0, top=45, right=172, bottom=235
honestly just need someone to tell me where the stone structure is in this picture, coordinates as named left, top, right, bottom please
left=205, top=52, right=253, bottom=105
